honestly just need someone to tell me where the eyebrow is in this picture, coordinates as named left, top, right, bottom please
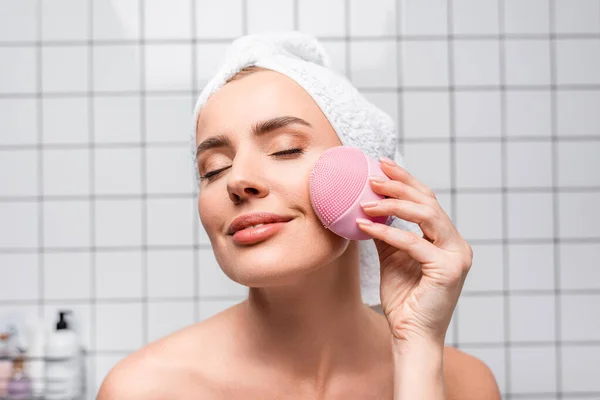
left=196, top=115, right=313, bottom=159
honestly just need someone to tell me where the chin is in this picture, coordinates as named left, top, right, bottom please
left=217, top=234, right=339, bottom=288
left=217, top=245, right=316, bottom=287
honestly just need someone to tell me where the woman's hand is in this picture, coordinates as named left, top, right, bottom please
left=356, top=157, right=473, bottom=346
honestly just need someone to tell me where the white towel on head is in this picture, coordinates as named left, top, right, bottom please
left=191, top=31, right=421, bottom=307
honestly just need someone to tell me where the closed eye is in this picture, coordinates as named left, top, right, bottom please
left=199, top=148, right=305, bottom=181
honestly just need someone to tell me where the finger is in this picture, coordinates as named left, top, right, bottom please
left=379, top=160, right=437, bottom=199
left=356, top=219, right=443, bottom=265
left=370, top=177, right=434, bottom=207
left=361, top=198, right=454, bottom=244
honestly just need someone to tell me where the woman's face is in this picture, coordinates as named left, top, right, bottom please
left=195, top=69, right=352, bottom=288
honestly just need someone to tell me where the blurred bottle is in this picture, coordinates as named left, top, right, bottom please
left=45, top=310, right=82, bottom=400
left=6, top=349, right=32, bottom=400
left=0, top=330, right=13, bottom=397
left=24, top=316, right=46, bottom=398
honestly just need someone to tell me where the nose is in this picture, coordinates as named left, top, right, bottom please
left=226, top=154, right=269, bottom=204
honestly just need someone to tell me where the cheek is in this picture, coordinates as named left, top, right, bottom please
left=197, top=193, right=221, bottom=233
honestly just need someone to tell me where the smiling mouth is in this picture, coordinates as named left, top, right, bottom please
left=229, top=220, right=293, bottom=245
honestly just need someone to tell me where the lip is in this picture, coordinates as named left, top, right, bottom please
left=227, top=212, right=295, bottom=236
left=231, top=221, right=291, bottom=245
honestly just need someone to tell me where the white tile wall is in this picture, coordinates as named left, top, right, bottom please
left=453, top=0, right=499, bottom=35
left=561, top=346, right=600, bottom=392
left=0, top=47, right=37, bottom=93
left=93, top=97, right=141, bottom=143
left=556, top=90, right=600, bottom=137
left=456, top=193, right=503, bottom=240
left=463, top=244, right=504, bottom=292
left=0, top=0, right=37, bottom=43
left=42, top=98, right=89, bottom=144
left=350, top=40, right=398, bottom=88
left=403, top=142, right=452, bottom=189
left=510, top=347, right=557, bottom=393
left=457, top=295, right=505, bottom=343
left=505, top=40, right=551, bottom=86
left=462, top=347, right=506, bottom=392
left=42, top=46, right=89, bottom=93
left=144, top=0, right=191, bottom=39
left=43, top=201, right=91, bottom=248
left=554, top=0, right=600, bottom=34
left=94, top=200, right=143, bottom=247
left=0, top=1, right=598, bottom=399
left=455, top=91, right=502, bottom=138
left=145, top=44, right=192, bottom=91
left=350, top=0, right=396, bottom=36
left=95, top=252, right=143, bottom=299
left=559, top=243, right=600, bottom=290
left=92, top=0, right=140, bottom=40
left=455, top=142, right=502, bottom=188
left=92, top=45, right=141, bottom=92
left=194, top=43, right=229, bottom=87
left=503, top=0, right=550, bottom=34
left=506, top=91, right=552, bottom=137
left=0, top=254, right=38, bottom=301
left=246, top=0, right=294, bottom=34
left=556, top=39, right=600, bottom=85
left=401, top=41, right=449, bottom=87
left=146, top=250, right=195, bottom=298
left=560, top=295, right=600, bottom=341
left=196, top=0, right=244, bottom=39
left=402, top=92, right=451, bottom=138
left=144, top=95, right=193, bottom=143
left=146, top=301, right=195, bottom=343
left=506, top=142, right=553, bottom=187
left=0, top=99, right=37, bottom=145
left=453, top=40, right=501, bottom=86
left=41, top=0, right=88, bottom=41
left=508, top=243, right=555, bottom=291
left=94, top=148, right=142, bottom=195
left=0, top=149, right=38, bottom=197
left=509, top=295, right=556, bottom=342
left=298, top=0, right=345, bottom=37
left=399, top=0, right=448, bottom=35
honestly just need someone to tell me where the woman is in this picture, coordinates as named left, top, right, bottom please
left=98, top=37, right=501, bottom=399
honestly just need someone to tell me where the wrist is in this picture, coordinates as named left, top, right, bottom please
left=391, top=335, right=445, bottom=356
left=391, top=337, right=445, bottom=400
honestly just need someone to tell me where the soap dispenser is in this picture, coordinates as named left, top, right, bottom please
left=45, top=310, right=82, bottom=400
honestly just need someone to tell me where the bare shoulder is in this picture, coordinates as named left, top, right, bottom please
left=443, top=345, right=502, bottom=400
left=96, top=305, right=241, bottom=400
left=96, top=343, right=176, bottom=400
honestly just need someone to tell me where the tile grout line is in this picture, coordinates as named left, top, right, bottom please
left=35, top=0, right=44, bottom=326
left=498, top=0, right=512, bottom=396
left=88, top=0, right=97, bottom=396
left=2, top=32, right=600, bottom=47
left=3, top=83, right=600, bottom=99
left=139, top=0, right=148, bottom=347
left=447, top=0, right=461, bottom=351
left=191, top=0, right=200, bottom=323
left=549, top=0, right=563, bottom=396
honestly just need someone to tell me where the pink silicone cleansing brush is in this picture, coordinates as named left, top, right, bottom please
left=309, top=146, right=394, bottom=240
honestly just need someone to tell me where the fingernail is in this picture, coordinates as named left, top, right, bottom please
left=356, top=218, right=373, bottom=226
left=369, top=175, right=385, bottom=183
left=360, top=200, right=378, bottom=208
left=379, top=156, right=396, bottom=166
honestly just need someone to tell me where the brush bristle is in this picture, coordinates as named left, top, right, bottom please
left=309, top=146, right=368, bottom=227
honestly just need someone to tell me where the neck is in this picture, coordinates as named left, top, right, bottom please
left=239, top=241, right=391, bottom=389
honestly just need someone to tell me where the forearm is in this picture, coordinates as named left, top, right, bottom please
left=392, top=337, right=445, bottom=400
